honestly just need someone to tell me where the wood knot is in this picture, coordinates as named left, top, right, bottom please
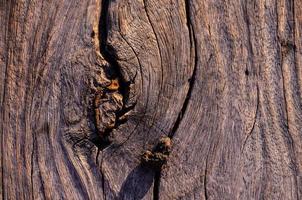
left=93, top=78, right=123, bottom=142
left=141, top=136, right=172, bottom=170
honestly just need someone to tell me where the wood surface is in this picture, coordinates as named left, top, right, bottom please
left=1, top=0, right=302, bottom=199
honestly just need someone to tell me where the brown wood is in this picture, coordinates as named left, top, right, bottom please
left=1, top=0, right=302, bottom=199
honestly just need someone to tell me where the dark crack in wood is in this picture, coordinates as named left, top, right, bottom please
left=91, top=0, right=136, bottom=151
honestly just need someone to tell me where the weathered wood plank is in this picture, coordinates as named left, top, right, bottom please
left=1, top=0, right=302, bottom=199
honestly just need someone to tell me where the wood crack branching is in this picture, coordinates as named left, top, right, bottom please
left=241, top=84, right=259, bottom=153
left=240, top=1, right=259, bottom=154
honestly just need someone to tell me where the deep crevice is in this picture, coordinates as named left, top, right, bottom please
left=170, top=0, right=197, bottom=138
left=95, top=148, right=101, bottom=165
left=148, top=0, right=198, bottom=199
left=99, top=0, right=129, bottom=96
left=91, top=0, right=135, bottom=151
left=153, top=171, right=161, bottom=200
left=102, top=171, right=106, bottom=200
left=149, top=0, right=198, bottom=198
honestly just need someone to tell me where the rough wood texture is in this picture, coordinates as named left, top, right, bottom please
left=1, top=0, right=302, bottom=199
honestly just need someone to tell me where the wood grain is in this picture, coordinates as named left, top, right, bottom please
left=1, top=0, right=302, bottom=199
